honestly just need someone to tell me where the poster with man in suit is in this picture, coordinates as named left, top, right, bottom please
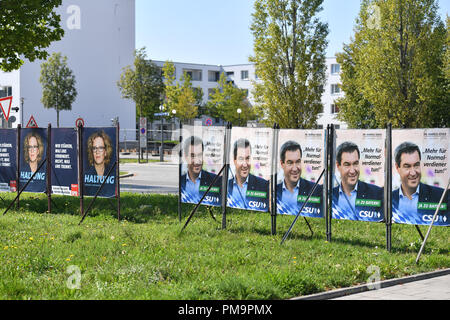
left=392, top=129, right=449, bottom=226
left=227, top=127, right=272, bottom=212
left=276, top=130, right=324, bottom=218
left=332, top=130, right=385, bottom=222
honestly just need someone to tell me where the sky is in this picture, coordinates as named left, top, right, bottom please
left=136, top=0, right=450, bottom=66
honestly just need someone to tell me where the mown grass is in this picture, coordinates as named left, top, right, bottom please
left=0, top=192, right=448, bottom=300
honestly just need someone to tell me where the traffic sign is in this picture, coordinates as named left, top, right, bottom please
left=26, top=115, right=38, bottom=128
left=75, top=118, right=85, bottom=127
left=154, top=112, right=169, bottom=117
left=205, top=118, right=213, bottom=126
left=0, top=96, right=13, bottom=121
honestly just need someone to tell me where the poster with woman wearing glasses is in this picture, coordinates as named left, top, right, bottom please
left=19, top=128, right=47, bottom=193
left=83, top=128, right=117, bottom=198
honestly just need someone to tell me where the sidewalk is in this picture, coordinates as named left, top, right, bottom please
left=294, top=269, right=450, bottom=300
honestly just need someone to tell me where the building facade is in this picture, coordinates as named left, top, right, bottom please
left=0, top=0, right=135, bottom=132
left=153, top=57, right=347, bottom=129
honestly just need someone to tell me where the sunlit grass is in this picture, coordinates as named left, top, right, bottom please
left=0, top=192, right=448, bottom=300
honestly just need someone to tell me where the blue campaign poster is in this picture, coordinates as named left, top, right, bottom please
left=227, top=127, right=272, bottom=212
left=19, top=128, right=48, bottom=193
left=332, top=130, right=385, bottom=222
left=51, top=128, right=79, bottom=196
left=180, top=125, right=225, bottom=207
left=82, top=127, right=117, bottom=198
left=0, top=129, right=17, bottom=193
left=276, top=129, right=325, bottom=218
left=392, top=129, right=449, bottom=226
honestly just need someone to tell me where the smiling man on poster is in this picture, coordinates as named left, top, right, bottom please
left=393, top=142, right=449, bottom=225
left=332, top=141, right=384, bottom=222
left=227, top=138, right=269, bottom=212
left=180, top=136, right=222, bottom=207
left=276, top=141, right=322, bottom=217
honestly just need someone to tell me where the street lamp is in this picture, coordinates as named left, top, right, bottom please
left=237, top=108, right=242, bottom=126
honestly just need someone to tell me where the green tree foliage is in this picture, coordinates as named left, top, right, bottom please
left=0, top=0, right=64, bottom=72
left=117, top=48, right=164, bottom=122
left=39, top=52, right=77, bottom=128
left=337, top=0, right=449, bottom=128
left=250, top=0, right=329, bottom=129
left=162, top=61, right=198, bottom=121
left=206, top=73, right=255, bottom=126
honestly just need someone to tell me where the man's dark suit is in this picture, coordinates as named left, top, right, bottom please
left=181, top=170, right=222, bottom=207
left=392, top=182, right=449, bottom=226
left=227, top=174, right=269, bottom=212
left=276, top=178, right=323, bottom=217
left=332, top=180, right=384, bottom=222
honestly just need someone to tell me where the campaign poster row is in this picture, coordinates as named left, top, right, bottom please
left=180, top=126, right=449, bottom=227
left=0, top=127, right=117, bottom=198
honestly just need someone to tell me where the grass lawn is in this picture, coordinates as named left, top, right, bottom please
left=0, top=192, right=448, bottom=300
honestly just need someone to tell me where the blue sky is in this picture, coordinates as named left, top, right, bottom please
left=136, top=0, right=449, bottom=66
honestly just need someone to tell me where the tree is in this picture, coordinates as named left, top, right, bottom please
left=117, top=48, right=164, bottom=122
left=162, top=61, right=198, bottom=121
left=337, top=0, right=448, bottom=128
left=39, top=52, right=77, bottom=128
left=206, top=73, right=256, bottom=126
left=0, top=0, right=64, bottom=72
left=250, top=0, right=329, bottom=129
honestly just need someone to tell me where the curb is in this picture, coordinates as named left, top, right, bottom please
left=291, top=268, right=450, bottom=300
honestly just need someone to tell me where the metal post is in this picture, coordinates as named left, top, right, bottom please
left=271, top=123, right=279, bottom=235
left=77, top=124, right=84, bottom=216
left=178, top=122, right=183, bottom=222
left=116, top=122, right=121, bottom=221
left=415, top=178, right=450, bottom=264
left=160, top=116, right=164, bottom=162
left=16, top=124, right=21, bottom=209
left=221, top=122, right=232, bottom=230
left=385, top=123, right=392, bottom=251
left=47, top=123, right=52, bottom=213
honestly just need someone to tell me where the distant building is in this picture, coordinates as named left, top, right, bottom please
left=153, top=57, right=347, bottom=129
left=0, top=0, right=135, bottom=134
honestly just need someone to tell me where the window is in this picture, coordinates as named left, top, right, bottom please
left=241, top=70, right=249, bottom=80
left=208, top=71, right=220, bottom=82
left=0, top=86, right=12, bottom=98
left=226, top=71, right=234, bottom=77
left=183, top=69, right=202, bottom=81
left=331, top=104, right=340, bottom=114
left=331, top=84, right=341, bottom=95
left=331, top=64, right=340, bottom=74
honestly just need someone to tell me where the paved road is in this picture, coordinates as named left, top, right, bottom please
left=334, top=273, right=450, bottom=300
left=119, top=161, right=179, bottom=194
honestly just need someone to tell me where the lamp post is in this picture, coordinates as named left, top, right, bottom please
left=160, top=105, right=165, bottom=162
left=237, top=108, right=242, bottom=126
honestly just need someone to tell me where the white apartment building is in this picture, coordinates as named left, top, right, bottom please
left=153, top=58, right=347, bottom=129
left=0, top=0, right=135, bottom=133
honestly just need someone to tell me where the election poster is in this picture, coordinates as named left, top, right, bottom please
left=51, top=128, right=79, bottom=196
left=227, top=127, right=272, bottom=212
left=19, top=128, right=48, bottom=193
left=0, top=129, right=17, bottom=193
left=392, top=129, right=449, bottom=226
left=276, top=129, right=324, bottom=218
left=332, top=129, right=385, bottom=222
left=82, top=127, right=117, bottom=198
left=180, top=125, right=225, bottom=207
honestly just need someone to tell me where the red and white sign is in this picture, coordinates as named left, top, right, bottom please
left=75, top=118, right=84, bottom=127
left=26, top=115, right=38, bottom=128
left=71, top=184, right=79, bottom=197
left=0, top=96, right=13, bottom=121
